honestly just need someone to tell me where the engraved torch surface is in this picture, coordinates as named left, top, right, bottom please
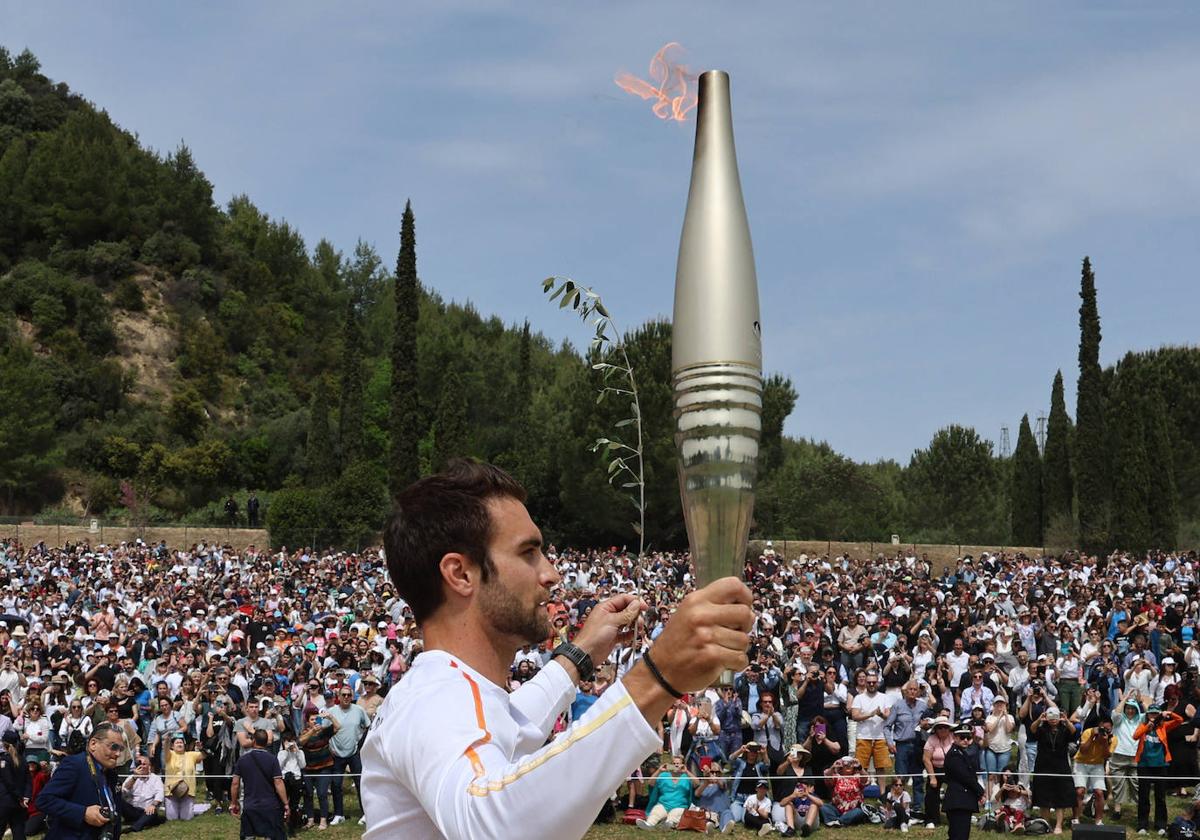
left=672, top=70, right=763, bottom=589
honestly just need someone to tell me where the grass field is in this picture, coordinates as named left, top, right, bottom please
left=134, top=785, right=1193, bottom=840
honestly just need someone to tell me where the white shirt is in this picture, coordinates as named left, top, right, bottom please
left=361, top=649, right=660, bottom=840
left=851, top=691, right=891, bottom=740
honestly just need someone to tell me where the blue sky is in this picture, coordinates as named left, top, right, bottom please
left=5, top=2, right=1199, bottom=463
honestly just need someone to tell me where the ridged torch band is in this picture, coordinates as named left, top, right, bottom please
left=672, top=360, right=762, bottom=589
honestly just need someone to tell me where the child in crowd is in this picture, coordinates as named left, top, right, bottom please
left=780, top=779, right=823, bottom=837
left=884, top=776, right=913, bottom=831
left=995, top=771, right=1030, bottom=834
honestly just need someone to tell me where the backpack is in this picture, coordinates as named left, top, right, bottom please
left=1024, top=818, right=1051, bottom=835
left=1168, top=818, right=1197, bottom=840
left=65, top=728, right=86, bottom=755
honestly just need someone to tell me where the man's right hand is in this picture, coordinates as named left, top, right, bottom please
left=84, top=805, right=111, bottom=827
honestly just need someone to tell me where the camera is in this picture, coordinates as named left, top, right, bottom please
left=97, top=805, right=115, bottom=840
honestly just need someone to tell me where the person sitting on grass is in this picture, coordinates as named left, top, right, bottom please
left=743, top=779, right=779, bottom=835
left=636, top=754, right=697, bottom=830
left=883, top=776, right=912, bottom=831
left=779, top=779, right=822, bottom=837
left=693, top=759, right=737, bottom=835
left=994, top=771, right=1030, bottom=834
left=820, top=758, right=868, bottom=828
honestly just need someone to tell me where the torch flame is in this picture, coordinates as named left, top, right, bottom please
left=615, top=42, right=697, bottom=121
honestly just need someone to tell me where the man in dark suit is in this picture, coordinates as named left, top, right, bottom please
left=943, top=723, right=985, bottom=840
left=37, top=723, right=138, bottom=840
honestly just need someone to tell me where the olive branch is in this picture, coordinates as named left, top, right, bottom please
left=541, top=276, right=646, bottom=560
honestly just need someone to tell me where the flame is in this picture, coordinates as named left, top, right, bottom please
left=614, top=42, right=697, bottom=121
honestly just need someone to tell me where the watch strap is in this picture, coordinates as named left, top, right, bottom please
left=551, top=642, right=594, bottom=682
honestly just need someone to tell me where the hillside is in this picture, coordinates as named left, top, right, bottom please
left=1, top=47, right=1196, bottom=552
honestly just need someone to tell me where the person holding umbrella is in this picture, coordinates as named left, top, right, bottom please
left=943, top=723, right=985, bottom=840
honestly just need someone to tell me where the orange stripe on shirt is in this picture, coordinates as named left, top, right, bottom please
left=450, top=660, right=493, bottom=774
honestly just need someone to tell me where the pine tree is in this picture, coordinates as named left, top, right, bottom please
left=305, top=379, right=337, bottom=485
left=1075, top=257, right=1108, bottom=551
left=390, top=199, right=420, bottom=493
left=1009, top=414, right=1043, bottom=546
left=1144, top=387, right=1179, bottom=548
left=1042, top=370, right=1074, bottom=528
left=337, top=300, right=365, bottom=465
left=1109, top=364, right=1151, bottom=551
left=432, top=369, right=468, bottom=471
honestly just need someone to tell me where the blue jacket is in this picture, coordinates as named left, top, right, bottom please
left=37, top=752, right=136, bottom=840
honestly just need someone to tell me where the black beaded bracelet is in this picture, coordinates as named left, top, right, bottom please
left=641, top=649, right=684, bottom=699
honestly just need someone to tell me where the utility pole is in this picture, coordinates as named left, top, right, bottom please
left=999, top=425, right=1011, bottom=459
left=1035, top=412, right=1047, bottom=456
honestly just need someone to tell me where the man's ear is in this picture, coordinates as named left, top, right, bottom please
left=439, top=552, right=477, bottom=599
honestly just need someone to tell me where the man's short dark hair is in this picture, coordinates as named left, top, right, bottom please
left=254, top=729, right=270, bottom=748
left=383, top=459, right=527, bottom=624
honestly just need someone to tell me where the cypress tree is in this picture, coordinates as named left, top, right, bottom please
left=337, top=300, right=365, bottom=465
left=1075, top=257, right=1108, bottom=551
left=305, top=379, right=337, bottom=485
left=1010, top=414, right=1043, bottom=546
left=1042, top=370, right=1074, bottom=527
left=432, top=369, right=468, bottom=471
left=1109, top=364, right=1151, bottom=551
left=391, top=200, right=420, bottom=493
left=1144, top=386, right=1179, bottom=548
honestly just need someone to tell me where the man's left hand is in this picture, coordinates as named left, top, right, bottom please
left=571, top=594, right=645, bottom=668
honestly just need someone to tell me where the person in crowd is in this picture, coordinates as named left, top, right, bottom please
left=1133, top=704, right=1184, bottom=835
left=693, top=760, right=738, bottom=835
left=820, top=757, right=868, bottom=828
left=714, top=684, right=745, bottom=761
left=730, top=741, right=771, bottom=820
left=742, top=779, right=778, bottom=835
left=882, top=775, right=912, bottom=831
left=161, top=732, right=204, bottom=821
left=636, top=754, right=697, bottom=830
left=119, top=755, right=164, bottom=832
left=885, top=680, right=929, bottom=817
left=23, top=757, right=48, bottom=838
left=921, top=716, right=955, bottom=828
left=1110, top=690, right=1145, bottom=821
left=850, top=671, right=892, bottom=786
left=326, top=683, right=369, bottom=826
left=1030, top=706, right=1077, bottom=834
left=994, top=771, right=1030, bottom=834
left=981, top=696, right=1014, bottom=802
left=0, top=730, right=29, bottom=840
left=230, top=729, right=289, bottom=840
left=943, top=723, right=985, bottom=840
left=1072, top=713, right=1114, bottom=826
left=278, top=735, right=306, bottom=835
left=298, top=710, right=335, bottom=830
left=687, top=695, right=724, bottom=769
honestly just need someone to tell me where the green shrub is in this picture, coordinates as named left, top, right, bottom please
left=140, top=228, right=200, bottom=273
left=266, top=487, right=322, bottom=549
left=86, top=241, right=133, bottom=285
left=113, top=275, right=145, bottom=311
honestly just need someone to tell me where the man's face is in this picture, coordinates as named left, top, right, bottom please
left=89, top=731, right=124, bottom=770
left=866, top=674, right=879, bottom=694
left=135, top=757, right=151, bottom=776
left=338, top=688, right=354, bottom=708
left=476, top=497, right=560, bottom=645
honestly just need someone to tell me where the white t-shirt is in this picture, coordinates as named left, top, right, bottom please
left=945, top=651, right=971, bottom=685
left=851, top=691, right=891, bottom=740
left=361, top=649, right=660, bottom=840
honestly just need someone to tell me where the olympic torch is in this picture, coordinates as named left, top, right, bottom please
left=672, top=70, right=762, bottom=684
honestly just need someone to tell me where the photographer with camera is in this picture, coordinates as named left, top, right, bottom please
left=37, top=723, right=138, bottom=840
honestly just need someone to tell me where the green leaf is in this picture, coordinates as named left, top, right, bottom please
left=607, top=458, right=624, bottom=474
left=615, top=418, right=635, bottom=428
left=571, top=291, right=581, bottom=309
left=548, top=284, right=566, bottom=302
left=621, top=481, right=640, bottom=489
left=631, top=522, right=643, bottom=536
left=596, top=391, right=606, bottom=404
left=558, top=293, right=573, bottom=309
left=594, top=301, right=609, bottom=318
left=607, top=441, right=623, bottom=450
left=542, top=277, right=556, bottom=292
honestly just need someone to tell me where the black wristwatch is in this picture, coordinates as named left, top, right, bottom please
left=551, top=642, right=594, bottom=682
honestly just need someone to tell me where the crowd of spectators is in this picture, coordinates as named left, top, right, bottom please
left=0, top=536, right=1197, bottom=838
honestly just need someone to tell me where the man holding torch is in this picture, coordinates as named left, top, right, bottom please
left=360, top=460, right=753, bottom=840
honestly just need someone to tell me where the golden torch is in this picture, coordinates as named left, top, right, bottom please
left=671, top=70, right=763, bottom=674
